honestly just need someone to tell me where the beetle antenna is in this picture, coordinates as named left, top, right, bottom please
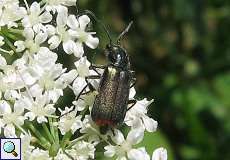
left=117, top=21, right=133, bottom=45
left=82, top=10, right=113, bottom=45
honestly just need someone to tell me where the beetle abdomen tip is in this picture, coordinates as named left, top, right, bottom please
left=95, top=119, right=116, bottom=126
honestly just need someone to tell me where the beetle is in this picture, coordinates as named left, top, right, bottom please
left=89, top=21, right=137, bottom=134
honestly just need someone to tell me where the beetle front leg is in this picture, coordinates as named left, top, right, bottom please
left=90, top=64, right=107, bottom=76
left=127, top=99, right=137, bottom=111
left=59, top=75, right=101, bottom=118
left=130, top=70, right=136, bottom=88
left=130, top=78, right=136, bottom=88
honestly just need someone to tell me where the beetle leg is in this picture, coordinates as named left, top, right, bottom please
left=130, top=78, right=136, bottom=88
left=127, top=99, right=137, bottom=111
left=111, top=128, right=116, bottom=136
left=76, top=75, right=101, bottom=102
left=59, top=75, right=101, bottom=118
left=129, top=70, right=136, bottom=88
left=90, top=64, right=106, bottom=76
left=90, top=64, right=106, bottom=69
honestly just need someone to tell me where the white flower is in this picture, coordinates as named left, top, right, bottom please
left=48, top=11, right=99, bottom=57
left=104, top=128, right=150, bottom=160
left=67, top=15, right=99, bottom=56
left=22, top=94, right=56, bottom=123
left=26, top=47, right=68, bottom=101
left=1, top=65, right=26, bottom=90
left=22, top=2, right=52, bottom=29
left=57, top=106, right=83, bottom=135
left=47, top=6, right=71, bottom=51
left=45, top=0, right=77, bottom=13
left=125, top=98, right=158, bottom=132
left=4, top=89, right=21, bottom=101
left=152, top=148, right=167, bottom=160
left=0, top=100, right=25, bottom=137
left=17, top=27, right=48, bottom=54
left=74, top=56, right=91, bottom=77
left=27, top=148, right=52, bottom=160
left=67, top=140, right=96, bottom=160
left=0, top=1, right=26, bottom=28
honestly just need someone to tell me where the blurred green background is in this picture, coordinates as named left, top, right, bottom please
left=78, top=0, right=230, bottom=160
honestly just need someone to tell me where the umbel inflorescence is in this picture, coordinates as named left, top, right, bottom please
left=0, top=0, right=167, bottom=160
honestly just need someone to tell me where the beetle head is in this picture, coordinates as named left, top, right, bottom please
left=105, top=44, right=130, bottom=69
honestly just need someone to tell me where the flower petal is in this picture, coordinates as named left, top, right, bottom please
left=24, top=28, right=34, bottom=40
left=104, top=145, right=116, bottom=157
left=128, top=148, right=150, bottom=160
left=56, top=6, right=68, bottom=26
left=111, top=129, right=125, bottom=145
left=4, top=124, right=16, bottom=138
left=35, top=31, right=48, bottom=44
left=0, top=100, right=11, bottom=114
left=39, top=12, right=52, bottom=23
left=152, top=147, right=167, bottom=160
left=78, top=15, right=90, bottom=30
left=14, top=41, right=25, bottom=52
left=63, top=40, right=75, bottom=54
left=30, top=2, right=40, bottom=15
left=48, top=35, right=61, bottom=50
left=67, top=15, right=79, bottom=29
left=72, top=77, right=87, bottom=96
left=73, top=42, right=84, bottom=58
left=85, top=35, right=99, bottom=49
left=142, top=115, right=158, bottom=132
left=127, top=128, right=144, bottom=145
left=37, top=116, right=48, bottom=123
left=25, top=112, right=36, bottom=121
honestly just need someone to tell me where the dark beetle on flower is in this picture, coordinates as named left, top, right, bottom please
left=89, top=20, right=137, bottom=134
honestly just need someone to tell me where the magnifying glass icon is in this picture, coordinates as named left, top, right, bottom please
left=3, top=141, right=18, bottom=157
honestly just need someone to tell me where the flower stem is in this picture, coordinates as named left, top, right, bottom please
left=27, top=123, right=51, bottom=149
left=2, top=36, right=16, bottom=53
left=42, top=123, right=54, bottom=143
left=48, top=118, right=55, bottom=141
left=9, top=28, right=23, bottom=35
left=61, top=131, right=72, bottom=148
left=52, top=118, right=60, bottom=144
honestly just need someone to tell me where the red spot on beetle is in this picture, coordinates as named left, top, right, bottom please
left=96, top=119, right=116, bottom=126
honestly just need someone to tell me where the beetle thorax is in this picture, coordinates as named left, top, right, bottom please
left=105, top=44, right=130, bottom=69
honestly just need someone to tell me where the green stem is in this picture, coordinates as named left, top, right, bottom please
left=52, top=118, right=60, bottom=144
left=27, top=123, right=51, bottom=149
left=9, top=28, right=23, bottom=34
left=61, top=131, right=72, bottom=148
left=5, top=32, right=19, bottom=40
left=42, top=123, right=54, bottom=143
left=48, top=118, right=55, bottom=141
left=2, top=36, right=16, bottom=52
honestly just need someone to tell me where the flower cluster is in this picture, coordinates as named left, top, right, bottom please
left=0, top=0, right=167, bottom=160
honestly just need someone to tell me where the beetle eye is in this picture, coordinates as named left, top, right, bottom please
left=108, top=52, right=116, bottom=62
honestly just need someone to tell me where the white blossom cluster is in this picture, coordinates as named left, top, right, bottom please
left=0, top=0, right=167, bottom=160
